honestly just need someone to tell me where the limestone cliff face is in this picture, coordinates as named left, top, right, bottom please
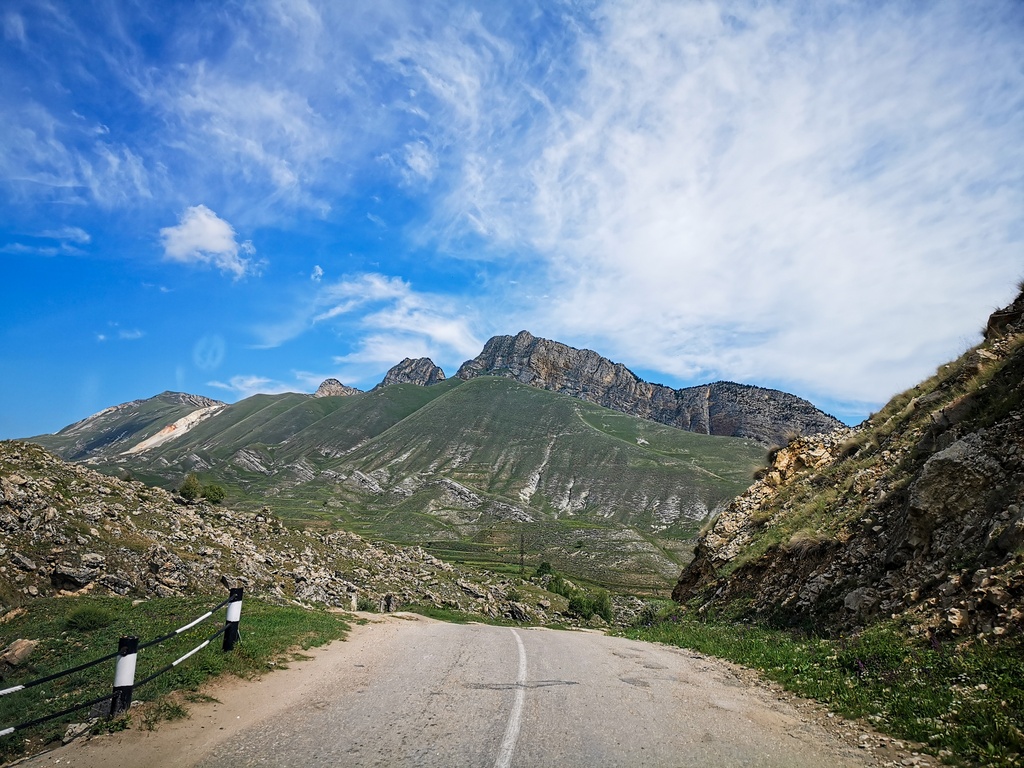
left=456, top=331, right=841, bottom=445
left=314, top=379, right=362, bottom=398
left=375, top=358, right=446, bottom=389
left=673, top=287, right=1024, bottom=641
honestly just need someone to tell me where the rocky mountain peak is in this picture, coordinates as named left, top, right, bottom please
left=456, top=332, right=841, bottom=445
left=156, top=391, right=224, bottom=409
left=375, top=358, right=446, bottom=389
left=313, top=379, right=362, bottom=398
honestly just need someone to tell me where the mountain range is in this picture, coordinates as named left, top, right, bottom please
left=27, top=332, right=840, bottom=591
left=28, top=333, right=839, bottom=593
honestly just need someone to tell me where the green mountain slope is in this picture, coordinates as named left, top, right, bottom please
left=30, top=378, right=765, bottom=592
left=32, top=391, right=223, bottom=460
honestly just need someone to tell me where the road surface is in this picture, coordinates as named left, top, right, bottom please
left=20, top=613, right=925, bottom=767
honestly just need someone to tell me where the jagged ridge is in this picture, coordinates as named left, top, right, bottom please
left=457, top=331, right=842, bottom=445
left=374, top=357, right=446, bottom=389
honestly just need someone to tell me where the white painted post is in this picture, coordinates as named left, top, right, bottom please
left=222, top=587, right=243, bottom=651
left=110, top=636, right=139, bottom=716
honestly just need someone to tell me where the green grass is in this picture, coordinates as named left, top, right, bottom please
left=621, top=608, right=1024, bottom=767
left=29, top=375, right=767, bottom=594
left=0, top=595, right=348, bottom=764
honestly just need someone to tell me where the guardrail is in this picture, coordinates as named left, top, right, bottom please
left=0, top=587, right=243, bottom=738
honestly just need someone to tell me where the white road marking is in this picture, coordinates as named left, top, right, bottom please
left=494, top=628, right=527, bottom=768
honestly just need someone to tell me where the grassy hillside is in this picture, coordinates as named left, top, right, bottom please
left=32, top=392, right=218, bottom=461
left=28, top=378, right=765, bottom=593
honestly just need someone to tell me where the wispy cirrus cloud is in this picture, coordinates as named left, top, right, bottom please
left=252, top=271, right=481, bottom=384
left=404, top=1, right=1024, bottom=418
left=160, top=205, right=257, bottom=278
left=41, top=226, right=90, bottom=244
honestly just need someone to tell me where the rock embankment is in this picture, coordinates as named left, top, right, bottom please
left=674, top=287, right=1024, bottom=642
left=0, top=441, right=545, bottom=624
left=457, top=331, right=841, bottom=445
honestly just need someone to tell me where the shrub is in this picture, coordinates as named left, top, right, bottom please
left=567, top=593, right=594, bottom=620
left=547, top=574, right=573, bottom=599
left=178, top=473, right=202, bottom=501
left=202, top=484, right=225, bottom=504
left=65, top=605, right=114, bottom=632
left=534, top=561, right=553, bottom=577
left=356, top=595, right=377, bottom=612
left=591, top=589, right=613, bottom=622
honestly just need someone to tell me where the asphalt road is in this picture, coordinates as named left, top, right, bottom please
left=21, top=614, right=897, bottom=768
left=195, top=617, right=873, bottom=768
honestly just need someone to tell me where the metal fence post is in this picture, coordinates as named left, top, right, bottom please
left=222, top=587, right=243, bottom=651
left=110, top=636, right=139, bottom=716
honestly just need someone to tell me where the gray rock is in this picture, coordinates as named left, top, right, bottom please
left=0, top=638, right=37, bottom=668
left=374, top=358, right=446, bottom=389
left=457, top=331, right=841, bottom=444
left=11, top=552, right=36, bottom=571
left=51, top=565, right=96, bottom=590
left=313, top=378, right=362, bottom=398
left=81, top=552, right=106, bottom=569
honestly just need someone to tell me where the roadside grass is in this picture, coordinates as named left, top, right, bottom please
left=0, top=595, right=348, bottom=764
left=620, top=607, right=1024, bottom=767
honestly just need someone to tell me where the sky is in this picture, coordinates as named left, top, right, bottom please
left=2, top=0, right=1022, bottom=439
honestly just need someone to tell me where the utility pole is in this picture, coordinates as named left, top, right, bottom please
left=519, top=527, right=525, bottom=577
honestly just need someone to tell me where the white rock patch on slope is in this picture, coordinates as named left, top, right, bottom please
left=122, top=405, right=225, bottom=454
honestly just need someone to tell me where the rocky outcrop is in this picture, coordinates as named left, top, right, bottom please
left=314, top=379, right=362, bottom=398
left=457, top=331, right=841, bottom=445
left=673, top=287, right=1024, bottom=642
left=374, top=358, right=446, bottom=389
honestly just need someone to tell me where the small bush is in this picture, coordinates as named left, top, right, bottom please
left=356, top=595, right=377, bottom=612
left=64, top=605, right=114, bottom=632
left=591, top=589, right=613, bottom=622
left=567, top=593, right=594, bottom=619
left=534, top=561, right=553, bottom=577
left=547, top=574, right=573, bottom=599
left=178, top=473, right=201, bottom=501
left=202, top=484, right=225, bottom=504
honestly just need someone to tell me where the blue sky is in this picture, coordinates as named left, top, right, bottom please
left=2, top=0, right=1022, bottom=438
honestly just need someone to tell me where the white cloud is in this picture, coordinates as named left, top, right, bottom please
left=160, top=205, right=256, bottom=278
left=1, top=243, right=60, bottom=256
left=207, top=375, right=296, bottom=399
left=251, top=271, right=481, bottom=387
left=0, top=102, right=152, bottom=209
left=310, top=264, right=323, bottom=281
left=402, top=141, right=437, bottom=184
left=118, top=328, right=144, bottom=340
left=418, top=1, right=1024, bottom=416
left=3, top=12, right=26, bottom=44
left=41, top=226, right=90, bottom=244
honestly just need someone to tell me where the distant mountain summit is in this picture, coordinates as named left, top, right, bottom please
left=314, top=378, right=362, bottom=397
left=375, top=357, right=446, bottom=389
left=457, top=331, right=841, bottom=445
left=31, top=391, right=224, bottom=461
